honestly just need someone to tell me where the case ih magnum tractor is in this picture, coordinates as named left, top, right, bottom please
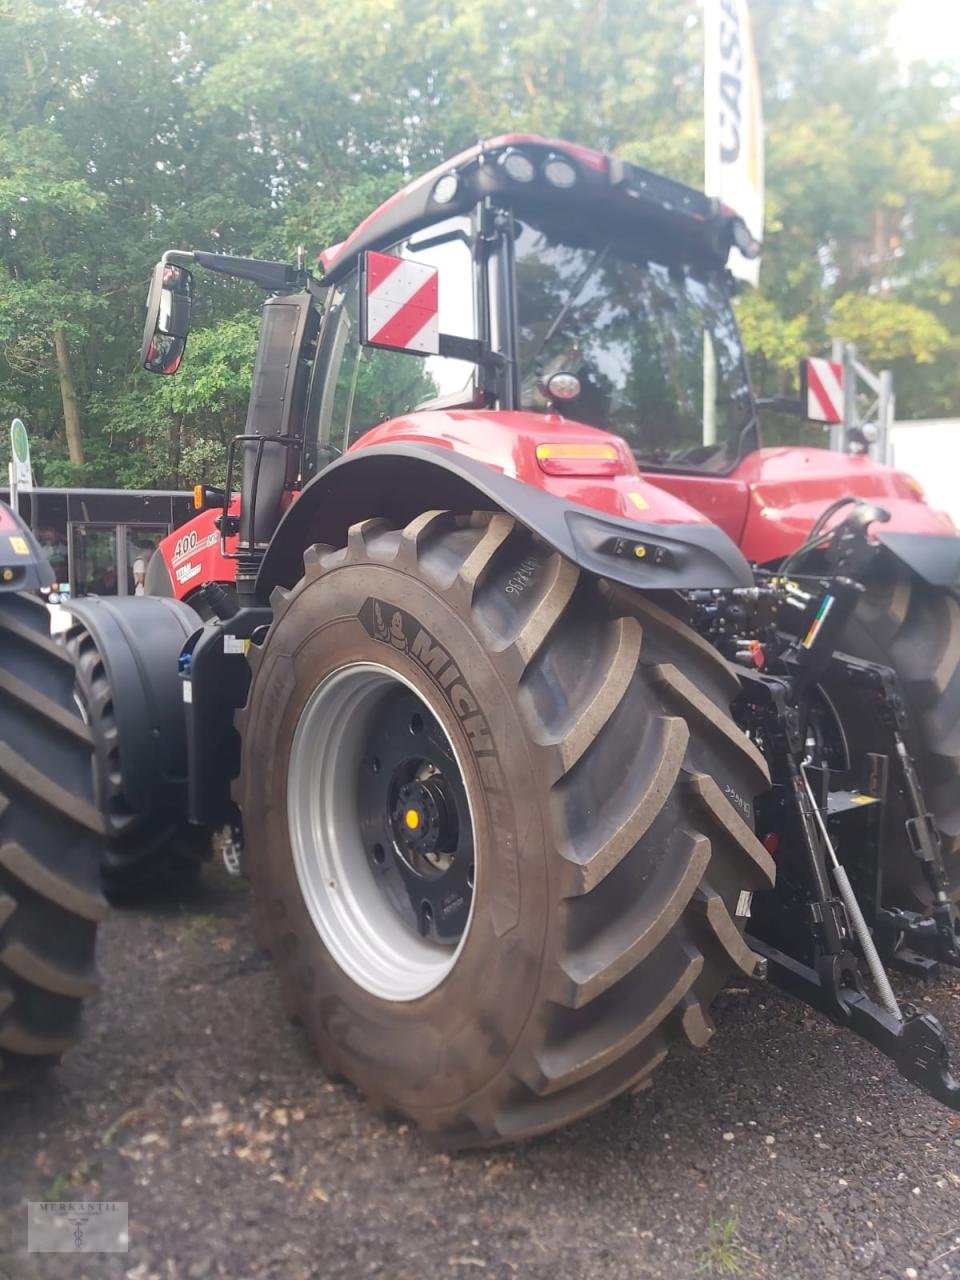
left=0, top=503, right=106, bottom=1084
left=67, top=134, right=960, bottom=1145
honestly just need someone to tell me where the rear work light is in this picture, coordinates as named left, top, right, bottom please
left=543, top=155, right=578, bottom=188
left=535, top=442, right=622, bottom=477
left=431, top=173, right=459, bottom=205
left=498, top=148, right=535, bottom=183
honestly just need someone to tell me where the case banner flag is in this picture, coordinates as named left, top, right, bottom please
left=704, top=0, right=764, bottom=284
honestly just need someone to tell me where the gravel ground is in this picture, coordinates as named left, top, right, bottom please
left=1, top=862, right=959, bottom=1280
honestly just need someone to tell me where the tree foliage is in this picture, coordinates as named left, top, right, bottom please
left=0, top=0, right=958, bottom=487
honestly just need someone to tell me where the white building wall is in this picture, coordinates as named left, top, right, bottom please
left=890, top=419, right=960, bottom=527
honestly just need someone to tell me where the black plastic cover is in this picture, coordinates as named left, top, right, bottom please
left=179, top=608, right=271, bottom=826
left=321, top=139, right=734, bottom=285
left=240, top=292, right=317, bottom=548
left=64, top=595, right=201, bottom=818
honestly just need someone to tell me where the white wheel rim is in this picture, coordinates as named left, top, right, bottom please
left=287, top=661, right=477, bottom=1002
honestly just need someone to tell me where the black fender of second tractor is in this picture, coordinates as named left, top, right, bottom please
left=0, top=501, right=53, bottom=593
left=875, top=530, right=960, bottom=590
left=256, top=442, right=755, bottom=600
left=65, top=595, right=201, bottom=818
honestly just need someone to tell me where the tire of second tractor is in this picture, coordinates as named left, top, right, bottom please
left=65, top=621, right=209, bottom=902
left=0, top=593, right=108, bottom=1086
left=236, top=511, right=775, bottom=1147
left=839, top=566, right=960, bottom=910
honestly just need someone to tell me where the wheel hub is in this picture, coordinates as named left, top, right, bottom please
left=392, top=776, right=455, bottom=865
left=360, top=689, right=474, bottom=944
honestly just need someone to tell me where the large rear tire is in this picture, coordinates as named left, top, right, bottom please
left=841, top=566, right=960, bottom=909
left=0, top=595, right=107, bottom=1084
left=238, top=511, right=774, bottom=1146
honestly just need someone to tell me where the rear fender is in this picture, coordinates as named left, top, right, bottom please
left=257, top=443, right=754, bottom=599
left=65, top=596, right=201, bottom=818
left=875, top=531, right=960, bottom=590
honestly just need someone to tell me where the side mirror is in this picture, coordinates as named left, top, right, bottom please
left=359, top=251, right=439, bottom=355
left=799, top=357, right=844, bottom=424
left=141, top=262, right=194, bottom=375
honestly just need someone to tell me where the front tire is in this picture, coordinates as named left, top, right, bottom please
left=238, top=511, right=774, bottom=1146
left=0, top=595, right=107, bottom=1084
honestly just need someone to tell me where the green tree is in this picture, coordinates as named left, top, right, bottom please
left=1, top=0, right=958, bottom=488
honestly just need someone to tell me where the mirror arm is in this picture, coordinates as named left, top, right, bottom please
left=437, top=334, right=506, bottom=368
left=160, top=248, right=196, bottom=268
left=160, top=248, right=323, bottom=295
left=191, top=252, right=311, bottom=292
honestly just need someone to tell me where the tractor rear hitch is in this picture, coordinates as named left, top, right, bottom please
left=753, top=940, right=960, bottom=1111
left=876, top=903, right=960, bottom=976
left=739, top=636, right=960, bottom=1113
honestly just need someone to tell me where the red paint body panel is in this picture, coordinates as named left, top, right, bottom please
left=645, top=447, right=955, bottom=564
left=156, top=499, right=238, bottom=600
left=156, top=410, right=706, bottom=599
left=734, top=447, right=954, bottom=562
left=641, top=471, right=751, bottom=546
left=352, top=410, right=713, bottom=525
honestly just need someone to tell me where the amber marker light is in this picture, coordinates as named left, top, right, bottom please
left=535, top=442, right=622, bottom=477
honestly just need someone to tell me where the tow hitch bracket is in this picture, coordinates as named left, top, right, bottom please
left=753, top=940, right=960, bottom=1110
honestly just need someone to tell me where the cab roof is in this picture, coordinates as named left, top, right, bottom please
left=318, top=134, right=739, bottom=283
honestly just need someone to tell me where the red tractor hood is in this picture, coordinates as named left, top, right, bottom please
left=726, top=447, right=956, bottom=564
left=352, top=409, right=715, bottom=527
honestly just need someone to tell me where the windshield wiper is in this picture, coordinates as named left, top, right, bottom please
left=528, top=243, right=611, bottom=368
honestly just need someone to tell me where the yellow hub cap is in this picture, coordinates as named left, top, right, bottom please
left=404, top=808, right=421, bottom=830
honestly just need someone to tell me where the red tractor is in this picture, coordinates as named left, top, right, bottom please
left=66, top=134, right=960, bottom=1145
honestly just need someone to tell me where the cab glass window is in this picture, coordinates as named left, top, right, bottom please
left=514, top=219, right=755, bottom=472
left=319, top=217, right=478, bottom=451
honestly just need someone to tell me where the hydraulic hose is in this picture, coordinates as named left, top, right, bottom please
left=778, top=496, right=860, bottom=580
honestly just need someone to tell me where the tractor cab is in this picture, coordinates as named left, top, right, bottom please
left=309, top=135, right=760, bottom=471
left=140, top=136, right=768, bottom=583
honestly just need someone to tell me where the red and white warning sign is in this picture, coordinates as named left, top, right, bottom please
left=802, top=357, right=844, bottom=424
left=362, top=251, right=439, bottom=355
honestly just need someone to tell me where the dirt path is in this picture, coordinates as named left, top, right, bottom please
left=2, top=864, right=959, bottom=1280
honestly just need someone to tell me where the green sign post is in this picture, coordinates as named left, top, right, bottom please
left=9, top=418, right=33, bottom=509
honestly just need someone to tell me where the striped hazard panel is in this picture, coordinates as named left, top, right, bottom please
left=363, top=251, right=439, bottom=355
left=803, top=357, right=844, bottom=424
